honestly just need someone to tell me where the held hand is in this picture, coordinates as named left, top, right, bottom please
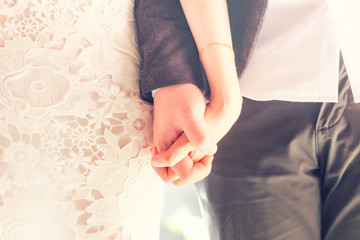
left=151, top=83, right=217, bottom=182
left=152, top=140, right=213, bottom=186
left=152, top=92, right=243, bottom=185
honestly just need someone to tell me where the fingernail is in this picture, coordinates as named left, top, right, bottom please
left=151, top=158, right=163, bottom=167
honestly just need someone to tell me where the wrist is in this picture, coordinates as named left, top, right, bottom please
left=205, top=96, right=243, bottom=143
left=209, top=75, right=241, bottom=104
left=209, top=93, right=242, bottom=115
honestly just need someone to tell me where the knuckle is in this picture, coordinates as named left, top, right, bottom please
left=180, top=171, right=190, bottom=180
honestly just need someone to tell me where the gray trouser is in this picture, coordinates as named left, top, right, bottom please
left=196, top=60, right=360, bottom=240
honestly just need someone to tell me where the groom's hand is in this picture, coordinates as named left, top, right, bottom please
left=152, top=83, right=216, bottom=182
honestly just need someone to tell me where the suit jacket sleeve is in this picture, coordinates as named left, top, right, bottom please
left=135, top=0, right=205, bottom=103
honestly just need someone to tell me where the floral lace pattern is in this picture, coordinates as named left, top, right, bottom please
left=0, top=0, right=163, bottom=239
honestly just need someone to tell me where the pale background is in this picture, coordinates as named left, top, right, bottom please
left=160, top=184, right=209, bottom=240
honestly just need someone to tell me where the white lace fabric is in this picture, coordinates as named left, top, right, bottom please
left=0, top=0, right=163, bottom=239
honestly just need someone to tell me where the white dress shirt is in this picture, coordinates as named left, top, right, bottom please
left=240, top=0, right=360, bottom=103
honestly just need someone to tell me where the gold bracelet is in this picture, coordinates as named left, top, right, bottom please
left=199, top=43, right=234, bottom=58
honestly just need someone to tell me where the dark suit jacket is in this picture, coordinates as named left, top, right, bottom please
left=135, top=0, right=268, bottom=102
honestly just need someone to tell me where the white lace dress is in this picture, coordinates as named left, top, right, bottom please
left=0, top=0, right=163, bottom=239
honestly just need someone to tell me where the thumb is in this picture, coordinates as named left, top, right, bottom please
left=183, top=114, right=217, bottom=155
